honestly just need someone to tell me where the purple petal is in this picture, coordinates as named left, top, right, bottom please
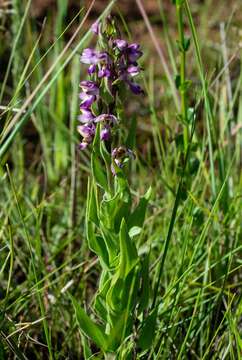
left=98, top=52, right=109, bottom=62
left=128, top=81, right=144, bottom=95
left=79, top=142, right=89, bottom=150
left=127, top=44, right=143, bottom=62
left=80, top=48, right=108, bottom=65
left=100, top=127, right=110, bottom=141
left=111, top=164, right=116, bottom=176
left=127, top=65, right=140, bottom=77
left=78, top=109, right=95, bottom=123
left=95, top=114, right=117, bottom=124
left=79, top=93, right=95, bottom=109
left=112, top=148, right=118, bottom=157
left=113, top=39, right=128, bottom=50
left=80, top=48, right=98, bottom=64
left=77, top=123, right=96, bottom=138
left=114, top=158, right=123, bottom=168
left=128, top=43, right=140, bottom=51
left=80, top=80, right=99, bottom=96
left=88, top=64, right=96, bottom=75
left=91, top=21, right=100, bottom=35
left=98, top=67, right=111, bottom=78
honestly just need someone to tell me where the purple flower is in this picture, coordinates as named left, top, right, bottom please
left=80, top=48, right=100, bottom=64
left=79, top=142, right=89, bottom=150
left=127, top=65, right=140, bottom=77
left=79, top=92, right=95, bottom=109
left=77, top=123, right=96, bottom=150
left=91, top=21, right=100, bottom=35
left=127, top=81, right=144, bottom=95
left=80, top=48, right=108, bottom=65
left=127, top=43, right=143, bottom=62
left=78, top=109, right=95, bottom=123
left=95, top=114, right=117, bottom=124
left=77, top=123, right=96, bottom=138
left=113, top=39, right=128, bottom=50
left=88, top=64, right=96, bottom=75
left=100, top=126, right=110, bottom=141
left=98, top=67, right=111, bottom=78
left=99, top=52, right=109, bottom=62
left=78, top=24, right=144, bottom=153
left=80, top=80, right=99, bottom=96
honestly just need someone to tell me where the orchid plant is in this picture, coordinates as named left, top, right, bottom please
left=72, top=17, right=153, bottom=358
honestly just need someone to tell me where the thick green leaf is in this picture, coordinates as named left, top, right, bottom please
left=86, top=199, right=109, bottom=266
left=91, top=153, right=109, bottom=193
left=100, top=189, right=131, bottom=234
left=99, top=227, right=119, bottom=266
left=85, top=179, right=109, bottom=266
left=91, top=124, right=109, bottom=192
left=105, top=219, right=139, bottom=313
left=138, top=307, right=158, bottom=351
left=128, top=187, right=152, bottom=229
left=119, top=219, right=138, bottom=279
left=71, top=296, right=108, bottom=352
left=87, top=179, right=99, bottom=226
left=94, top=272, right=111, bottom=321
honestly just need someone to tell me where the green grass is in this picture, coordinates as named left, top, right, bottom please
left=0, top=0, right=242, bottom=358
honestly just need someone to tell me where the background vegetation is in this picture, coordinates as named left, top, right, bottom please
left=0, top=0, right=241, bottom=358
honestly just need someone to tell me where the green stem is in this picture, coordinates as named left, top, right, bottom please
left=176, top=2, right=189, bottom=152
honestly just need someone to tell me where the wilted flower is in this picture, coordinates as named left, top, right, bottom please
left=111, top=146, right=135, bottom=175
